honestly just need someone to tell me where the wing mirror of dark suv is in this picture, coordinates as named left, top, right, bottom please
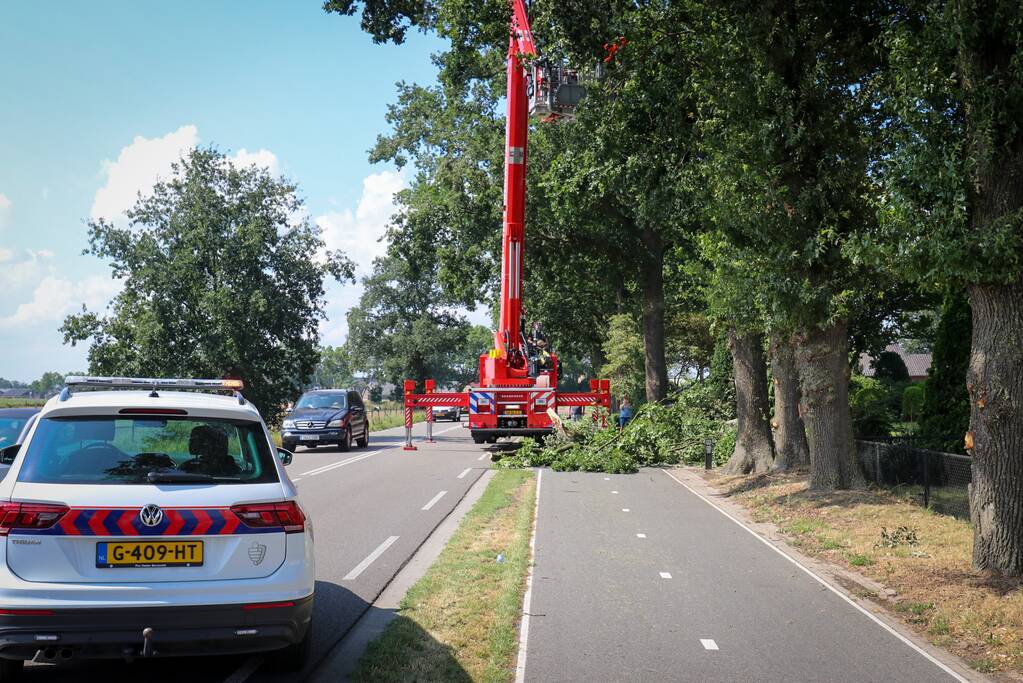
left=276, top=447, right=293, bottom=466
left=0, top=444, right=20, bottom=465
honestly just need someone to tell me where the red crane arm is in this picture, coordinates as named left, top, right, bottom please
left=495, top=0, right=536, bottom=375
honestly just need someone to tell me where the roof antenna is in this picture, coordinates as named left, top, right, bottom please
left=58, top=386, right=71, bottom=402
left=149, top=384, right=159, bottom=398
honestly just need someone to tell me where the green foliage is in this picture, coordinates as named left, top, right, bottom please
left=60, top=148, right=352, bottom=425
left=873, top=352, right=909, bottom=383
left=918, top=290, right=971, bottom=453
left=28, top=372, right=65, bottom=396
left=600, top=314, right=645, bottom=405
left=849, top=376, right=893, bottom=438
left=345, top=250, right=489, bottom=388
left=498, top=381, right=735, bottom=473
left=310, top=346, right=355, bottom=390
left=901, top=384, right=926, bottom=422
left=707, top=330, right=735, bottom=417
left=867, top=2, right=1023, bottom=287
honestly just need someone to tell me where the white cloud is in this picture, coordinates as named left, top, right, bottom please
left=90, top=125, right=200, bottom=222
left=0, top=248, right=12, bottom=263
left=90, top=127, right=283, bottom=224
left=316, top=169, right=407, bottom=272
left=0, top=249, right=53, bottom=291
left=230, top=148, right=278, bottom=173
left=0, top=193, right=10, bottom=229
left=1, top=274, right=120, bottom=327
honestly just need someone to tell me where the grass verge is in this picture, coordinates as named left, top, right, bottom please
left=0, top=398, right=45, bottom=408
left=354, top=469, right=537, bottom=682
left=705, top=470, right=1023, bottom=676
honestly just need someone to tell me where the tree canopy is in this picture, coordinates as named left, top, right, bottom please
left=62, top=148, right=352, bottom=425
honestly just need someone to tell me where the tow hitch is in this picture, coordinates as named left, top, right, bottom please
left=141, top=627, right=156, bottom=658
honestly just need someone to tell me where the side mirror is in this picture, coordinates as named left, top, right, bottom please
left=276, top=448, right=293, bottom=466
left=0, top=444, right=21, bottom=466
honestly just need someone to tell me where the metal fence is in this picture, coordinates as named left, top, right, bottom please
left=855, top=440, right=972, bottom=520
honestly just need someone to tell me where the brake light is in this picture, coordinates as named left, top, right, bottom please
left=230, top=501, right=305, bottom=534
left=0, top=609, right=54, bottom=616
left=242, top=601, right=295, bottom=610
left=119, top=408, right=188, bottom=415
left=0, top=503, right=68, bottom=536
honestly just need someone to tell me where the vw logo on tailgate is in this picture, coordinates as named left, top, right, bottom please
left=138, top=504, right=164, bottom=527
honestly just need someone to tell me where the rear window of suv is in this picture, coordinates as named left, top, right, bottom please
left=18, top=416, right=279, bottom=485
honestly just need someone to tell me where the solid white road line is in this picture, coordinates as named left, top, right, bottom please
left=222, top=656, right=264, bottom=683
left=661, top=469, right=970, bottom=683
left=343, top=535, right=400, bottom=581
left=514, top=468, right=542, bottom=683
left=660, top=572, right=672, bottom=579
left=701, top=639, right=719, bottom=651
left=457, top=467, right=472, bottom=479
left=300, top=450, right=380, bottom=476
left=637, top=533, right=647, bottom=538
left=421, top=490, right=447, bottom=511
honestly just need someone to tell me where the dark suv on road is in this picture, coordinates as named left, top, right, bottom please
left=281, top=390, right=369, bottom=453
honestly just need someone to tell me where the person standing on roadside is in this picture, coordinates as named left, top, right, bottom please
left=618, top=396, right=634, bottom=429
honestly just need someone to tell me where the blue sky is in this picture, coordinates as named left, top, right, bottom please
left=0, top=2, right=452, bottom=382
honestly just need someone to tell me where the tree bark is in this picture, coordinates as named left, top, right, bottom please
left=640, top=227, right=668, bottom=402
left=723, top=330, right=775, bottom=475
left=794, top=321, right=865, bottom=490
left=967, top=281, right=1023, bottom=576
left=769, top=331, right=809, bottom=471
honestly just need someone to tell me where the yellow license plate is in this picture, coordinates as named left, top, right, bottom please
left=97, top=541, right=203, bottom=568
left=504, top=409, right=523, bottom=415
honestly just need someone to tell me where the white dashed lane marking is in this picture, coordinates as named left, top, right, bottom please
left=636, top=533, right=646, bottom=538
left=660, top=572, right=672, bottom=579
left=611, top=490, right=619, bottom=494
left=622, top=508, right=630, bottom=512
left=701, top=639, right=719, bottom=651
left=478, top=453, right=487, bottom=461
left=457, top=467, right=472, bottom=479
left=421, top=491, right=447, bottom=511
left=343, top=535, right=399, bottom=581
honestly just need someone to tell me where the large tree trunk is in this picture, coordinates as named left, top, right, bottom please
left=640, top=227, right=668, bottom=402
left=967, top=281, right=1023, bottom=576
left=769, top=331, right=809, bottom=471
left=723, top=330, right=775, bottom=475
left=794, top=321, right=865, bottom=490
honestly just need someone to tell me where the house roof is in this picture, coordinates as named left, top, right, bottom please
left=859, top=343, right=932, bottom=379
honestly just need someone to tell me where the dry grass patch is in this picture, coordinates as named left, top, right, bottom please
left=354, top=469, right=536, bottom=682
left=704, top=470, right=1023, bottom=677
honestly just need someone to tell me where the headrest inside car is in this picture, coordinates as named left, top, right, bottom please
left=73, top=420, right=116, bottom=442
left=189, top=425, right=228, bottom=457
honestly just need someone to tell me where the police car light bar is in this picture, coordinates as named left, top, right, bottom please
left=63, top=376, right=244, bottom=392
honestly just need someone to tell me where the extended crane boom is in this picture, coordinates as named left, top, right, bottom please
left=401, top=0, right=610, bottom=449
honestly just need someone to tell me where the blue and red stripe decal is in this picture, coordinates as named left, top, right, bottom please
left=12, top=508, right=279, bottom=536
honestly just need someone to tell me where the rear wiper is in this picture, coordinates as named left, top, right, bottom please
left=146, top=470, right=241, bottom=484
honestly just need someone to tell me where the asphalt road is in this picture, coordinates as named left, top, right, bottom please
left=522, top=468, right=965, bottom=683
left=20, top=417, right=488, bottom=683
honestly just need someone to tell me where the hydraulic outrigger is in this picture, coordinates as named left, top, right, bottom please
left=402, top=0, right=611, bottom=449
